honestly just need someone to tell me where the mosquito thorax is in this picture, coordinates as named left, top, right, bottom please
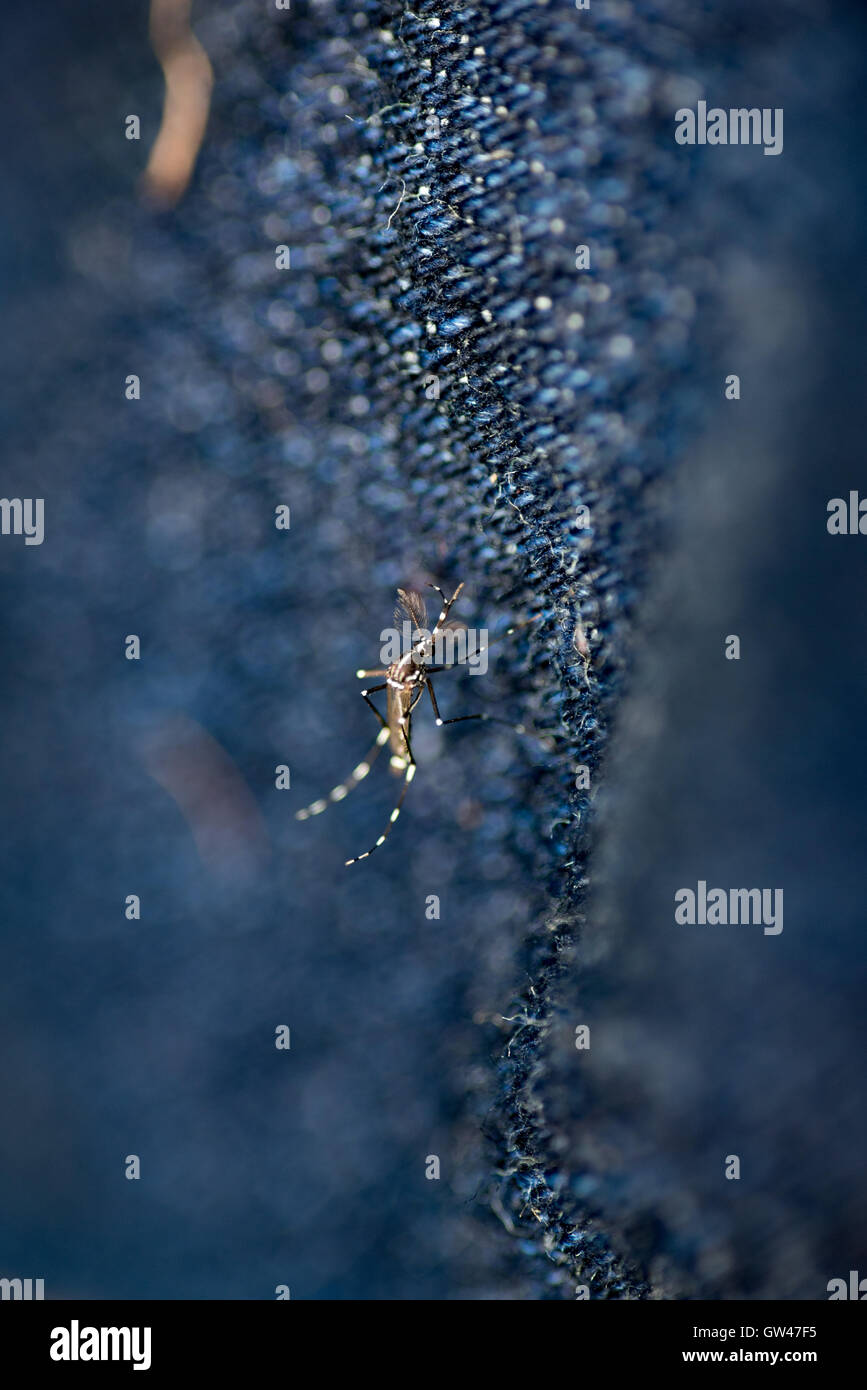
left=392, top=653, right=424, bottom=683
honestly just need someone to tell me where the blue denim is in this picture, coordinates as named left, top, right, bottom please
left=1, top=0, right=865, bottom=1300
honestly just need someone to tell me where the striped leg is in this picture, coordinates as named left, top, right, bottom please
left=344, top=760, right=416, bottom=866
left=464, top=621, right=523, bottom=664
left=358, top=681, right=389, bottom=731
left=447, top=614, right=538, bottom=670
left=295, top=727, right=390, bottom=821
left=425, top=679, right=525, bottom=734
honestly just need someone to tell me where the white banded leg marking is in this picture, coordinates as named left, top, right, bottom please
left=345, top=763, right=416, bottom=866
left=295, top=727, right=390, bottom=820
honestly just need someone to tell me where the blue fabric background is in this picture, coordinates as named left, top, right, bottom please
left=1, top=0, right=865, bottom=1298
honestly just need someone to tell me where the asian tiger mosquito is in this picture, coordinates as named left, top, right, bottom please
left=295, top=583, right=523, bottom=866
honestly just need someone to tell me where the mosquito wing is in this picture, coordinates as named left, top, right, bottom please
left=395, top=588, right=428, bottom=631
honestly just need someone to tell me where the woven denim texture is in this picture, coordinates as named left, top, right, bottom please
left=1, top=0, right=865, bottom=1299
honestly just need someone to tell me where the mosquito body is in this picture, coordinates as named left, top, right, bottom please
left=295, top=582, right=517, bottom=866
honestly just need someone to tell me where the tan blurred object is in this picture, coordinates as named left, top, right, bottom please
left=141, top=0, right=213, bottom=206
left=139, top=714, right=272, bottom=878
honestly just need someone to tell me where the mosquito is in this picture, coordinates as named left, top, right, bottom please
left=295, top=583, right=522, bottom=866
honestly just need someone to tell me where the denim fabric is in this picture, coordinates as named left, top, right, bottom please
left=1, top=0, right=865, bottom=1299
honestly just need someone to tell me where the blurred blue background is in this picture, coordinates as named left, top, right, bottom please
left=1, top=0, right=865, bottom=1299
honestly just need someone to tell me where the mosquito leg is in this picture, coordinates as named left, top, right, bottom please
left=469, top=625, right=519, bottom=662
left=441, top=712, right=525, bottom=731
left=425, top=679, right=525, bottom=733
left=457, top=615, right=540, bottom=668
left=345, top=759, right=416, bottom=866
left=295, top=726, right=390, bottom=820
left=356, top=668, right=388, bottom=679
left=425, top=678, right=446, bottom=725
left=441, top=609, right=542, bottom=669
left=359, top=681, right=388, bottom=729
